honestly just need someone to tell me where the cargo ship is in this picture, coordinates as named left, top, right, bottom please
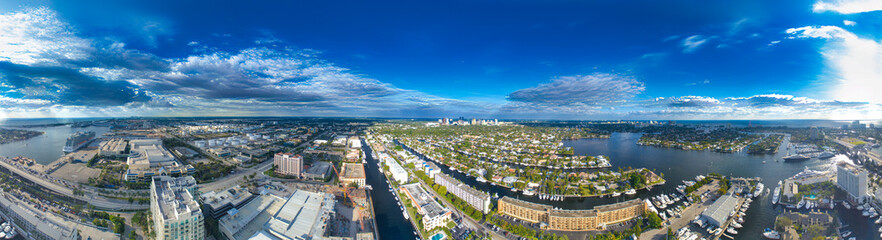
left=63, top=131, right=95, bottom=153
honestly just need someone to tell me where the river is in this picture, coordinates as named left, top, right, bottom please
left=0, top=125, right=110, bottom=165
left=402, top=132, right=878, bottom=240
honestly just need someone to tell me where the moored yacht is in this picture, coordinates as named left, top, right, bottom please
left=763, top=228, right=781, bottom=240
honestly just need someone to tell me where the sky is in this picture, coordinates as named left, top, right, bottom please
left=0, top=0, right=881, bottom=120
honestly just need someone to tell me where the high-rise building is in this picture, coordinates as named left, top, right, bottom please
left=274, top=153, right=303, bottom=177
left=809, top=126, right=820, bottom=140
left=151, top=176, right=204, bottom=240
left=837, top=161, right=869, bottom=201
left=851, top=120, right=865, bottom=129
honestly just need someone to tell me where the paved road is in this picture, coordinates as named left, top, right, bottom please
left=198, top=161, right=274, bottom=193
left=0, top=159, right=148, bottom=210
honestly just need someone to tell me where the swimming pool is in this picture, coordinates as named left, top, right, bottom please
left=430, top=232, right=445, bottom=240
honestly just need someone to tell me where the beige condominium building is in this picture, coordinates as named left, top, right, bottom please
left=497, top=197, right=645, bottom=231
left=274, top=152, right=303, bottom=177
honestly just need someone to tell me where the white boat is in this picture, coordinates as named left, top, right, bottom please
left=864, top=210, right=871, bottom=217
left=858, top=204, right=866, bottom=210
left=611, top=192, right=622, bottom=197
left=797, top=199, right=805, bottom=209
left=763, top=228, right=781, bottom=240
left=736, top=217, right=744, bottom=224
left=731, top=222, right=742, bottom=228
left=4, top=231, right=13, bottom=239
left=843, top=201, right=852, bottom=209
left=726, top=227, right=738, bottom=235
left=772, top=185, right=780, bottom=204
left=841, top=230, right=852, bottom=238
left=476, top=177, right=487, bottom=183
left=522, top=190, right=534, bottom=196
left=625, top=189, right=637, bottom=195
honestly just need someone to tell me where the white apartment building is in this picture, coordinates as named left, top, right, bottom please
left=385, top=156, right=408, bottom=184
left=434, top=173, right=491, bottom=213
left=837, top=161, right=869, bottom=201
left=151, top=176, right=204, bottom=240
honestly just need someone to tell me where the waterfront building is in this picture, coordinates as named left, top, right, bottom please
left=789, top=167, right=833, bottom=185
left=423, top=162, right=441, bottom=179
left=836, top=161, right=869, bottom=201
left=201, top=185, right=256, bottom=218
left=340, top=163, right=366, bottom=187
left=151, top=176, right=205, bottom=240
left=125, top=139, right=195, bottom=182
left=98, top=138, right=128, bottom=158
left=255, top=189, right=336, bottom=240
left=385, top=156, right=408, bottom=184
left=700, top=195, right=738, bottom=227
left=497, top=197, right=645, bottom=231
left=400, top=183, right=452, bottom=230
left=274, top=153, right=303, bottom=177
left=434, top=173, right=491, bottom=213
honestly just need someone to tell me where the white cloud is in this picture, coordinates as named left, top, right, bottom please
left=507, top=73, right=644, bottom=106
left=843, top=20, right=856, bottom=26
left=681, top=35, right=709, bottom=53
left=0, top=7, right=92, bottom=65
left=813, top=0, right=882, bottom=14
left=787, top=26, right=882, bottom=104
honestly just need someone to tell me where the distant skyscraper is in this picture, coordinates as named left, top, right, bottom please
left=471, top=118, right=477, bottom=125
left=851, top=120, right=865, bottom=129
left=809, top=126, right=820, bottom=140
left=274, top=153, right=303, bottom=177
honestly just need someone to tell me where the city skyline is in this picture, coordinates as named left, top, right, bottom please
left=1, top=0, right=881, bottom=120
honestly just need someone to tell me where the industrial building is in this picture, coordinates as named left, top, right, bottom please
left=700, top=194, right=739, bottom=227
left=252, top=190, right=336, bottom=240
left=303, top=161, right=332, bottom=180
left=150, top=176, right=205, bottom=240
left=125, top=139, right=195, bottom=182
left=98, top=138, right=127, bottom=158
left=218, top=195, right=285, bottom=240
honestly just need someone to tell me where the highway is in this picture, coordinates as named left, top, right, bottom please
left=0, top=159, right=148, bottom=210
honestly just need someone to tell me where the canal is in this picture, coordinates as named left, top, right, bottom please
left=400, top=132, right=878, bottom=239
left=362, top=140, right=419, bottom=240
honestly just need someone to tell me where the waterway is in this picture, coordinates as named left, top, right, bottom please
left=362, top=140, right=420, bottom=240
left=402, top=132, right=878, bottom=240
left=0, top=125, right=110, bottom=165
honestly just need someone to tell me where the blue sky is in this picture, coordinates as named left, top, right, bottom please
left=0, top=0, right=881, bottom=120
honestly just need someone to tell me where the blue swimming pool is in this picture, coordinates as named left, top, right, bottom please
left=430, top=232, right=445, bottom=240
